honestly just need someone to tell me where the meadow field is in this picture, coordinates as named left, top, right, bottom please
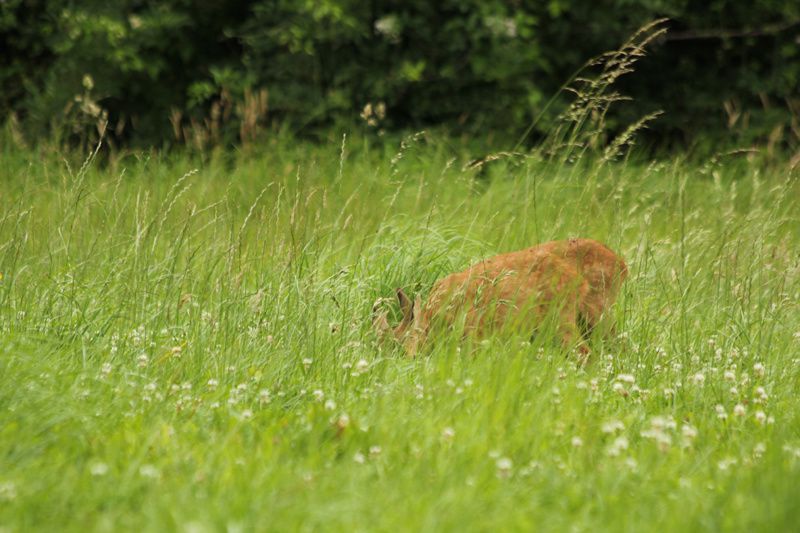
left=1, top=136, right=799, bottom=531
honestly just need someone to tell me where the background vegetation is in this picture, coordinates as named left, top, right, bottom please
left=2, top=0, right=800, bottom=151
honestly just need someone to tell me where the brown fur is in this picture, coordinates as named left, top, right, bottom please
left=373, top=238, right=628, bottom=359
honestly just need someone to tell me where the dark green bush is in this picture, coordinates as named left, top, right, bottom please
left=1, top=0, right=798, bottom=150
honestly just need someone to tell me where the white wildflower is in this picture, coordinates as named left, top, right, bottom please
left=495, top=457, right=513, bottom=478
left=783, top=444, right=800, bottom=458
left=651, top=416, right=677, bottom=431
left=130, top=325, right=145, bottom=345
left=336, top=414, right=350, bottom=430
left=355, top=359, right=370, bottom=374
left=0, top=482, right=17, bottom=501
left=139, top=464, right=160, bottom=479
left=606, top=436, right=629, bottom=457
left=601, top=420, right=625, bottom=434
left=89, top=462, right=109, bottom=476
left=754, top=386, right=768, bottom=402
left=681, top=424, right=698, bottom=447
left=258, top=389, right=271, bottom=404
left=753, top=442, right=766, bottom=458
left=641, top=417, right=675, bottom=452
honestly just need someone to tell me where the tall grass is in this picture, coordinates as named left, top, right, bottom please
left=1, top=134, right=799, bottom=530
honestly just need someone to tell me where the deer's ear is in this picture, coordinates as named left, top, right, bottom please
left=396, top=288, right=413, bottom=321
left=412, top=294, right=423, bottom=328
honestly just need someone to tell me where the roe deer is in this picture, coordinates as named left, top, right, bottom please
left=373, top=238, right=627, bottom=359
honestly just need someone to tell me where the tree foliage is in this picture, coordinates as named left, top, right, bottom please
left=2, top=0, right=798, bottom=149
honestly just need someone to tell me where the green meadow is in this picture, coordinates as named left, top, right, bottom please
left=1, top=137, right=799, bottom=531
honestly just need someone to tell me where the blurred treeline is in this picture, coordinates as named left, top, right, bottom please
left=2, top=0, right=799, bottom=152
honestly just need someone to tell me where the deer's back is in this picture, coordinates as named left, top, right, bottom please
left=421, top=246, right=588, bottom=335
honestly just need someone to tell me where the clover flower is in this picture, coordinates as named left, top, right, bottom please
left=89, top=461, right=109, bottom=476
left=601, top=420, right=625, bottom=434
left=606, top=436, right=629, bottom=457
left=495, top=457, right=513, bottom=478
left=690, top=372, right=705, bottom=386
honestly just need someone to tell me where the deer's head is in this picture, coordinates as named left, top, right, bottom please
left=372, top=288, right=424, bottom=355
